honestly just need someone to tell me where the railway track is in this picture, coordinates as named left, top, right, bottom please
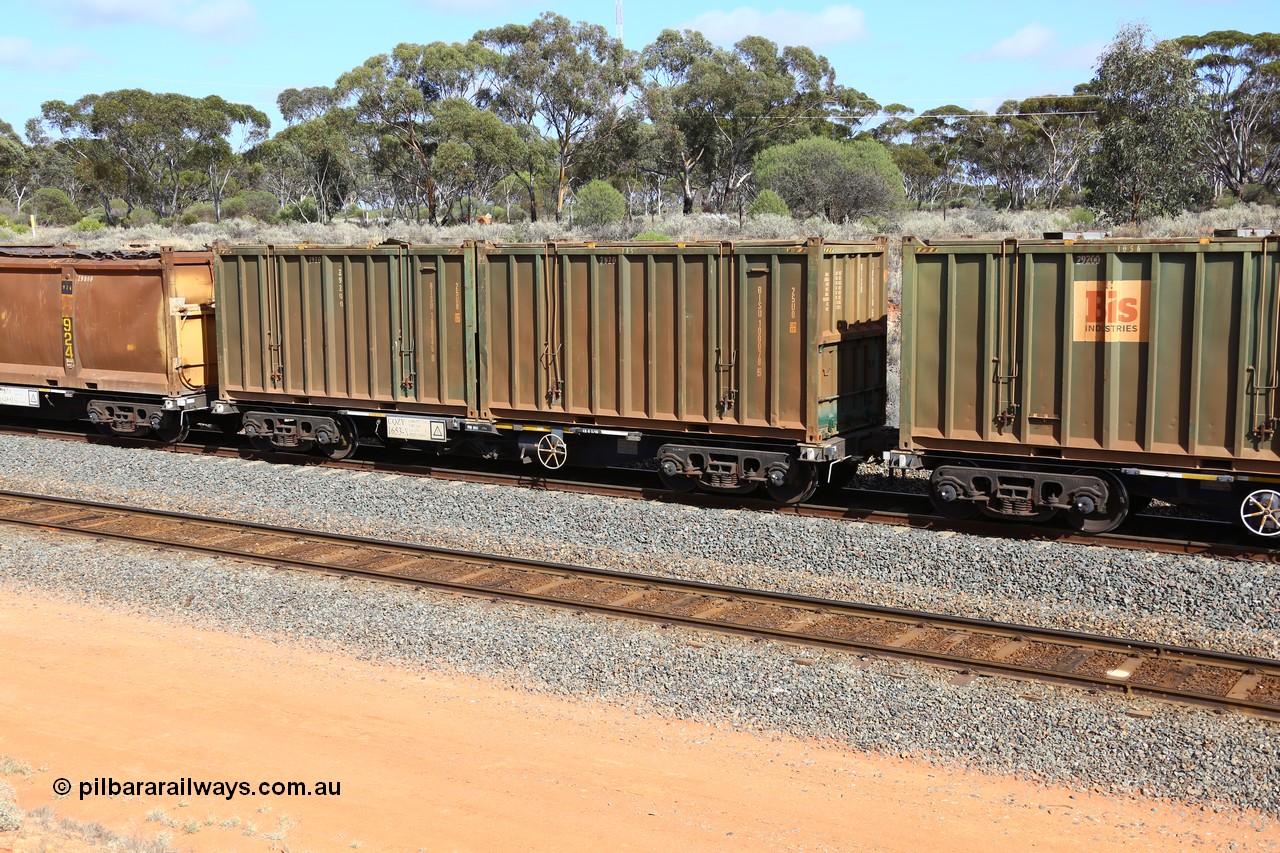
left=2, top=489, right=1278, bottom=721
left=1, top=421, right=1277, bottom=563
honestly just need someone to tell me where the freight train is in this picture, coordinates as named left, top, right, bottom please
left=1, top=232, right=1277, bottom=537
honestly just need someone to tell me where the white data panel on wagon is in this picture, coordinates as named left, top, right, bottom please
left=386, top=415, right=448, bottom=442
left=0, top=386, right=39, bottom=407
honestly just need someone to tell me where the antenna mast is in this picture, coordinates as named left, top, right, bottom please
left=615, top=0, right=623, bottom=41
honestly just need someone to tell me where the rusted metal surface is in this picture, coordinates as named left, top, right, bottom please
left=213, top=244, right=476, bottom=415
left=3, top=487, right=1278, bottom=719
left=900, top=234, right=1280, bottom=473
left=476, top=239, right=887, bottom=441
left=0, top=247, right=215, bottom=397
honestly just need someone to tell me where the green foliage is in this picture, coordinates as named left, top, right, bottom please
left=70, top=216, right=106, bottom=232
left=632, top=230, right=670, bottom=240
left=1083, top=24, right=1211, bottom=223
left=573, top=179, right=626, bottom=227
left=477, top=12, right=640, bottom=220
left=180, top=202, right=217, bottom=224
left=0, top=213, right=29, bottom=233
left=125, top=208, right=157, bottom=226
left=29, top=187, right=81, bottom=225
left=754, top=137, right=903, bottom=221
left=281, top=197, right=320, bottom=223
left=1175, top=30, right=1280, bottom=196
left=1067, top=206, right=1097, bottom=226
left=234, top=190, right=280, bottom=220
left=748, top=189, right=790, bottom=218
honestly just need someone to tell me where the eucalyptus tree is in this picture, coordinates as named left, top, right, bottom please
left=35, top=90, right=268, bottom=222
left=694, top=36, right=878, bottom=214
left=335, top=41, right=501, bottom=223
left=754, top=136, right=902, bottom=221
left=1083, top=24, right=1210, bottom=223
left=475, top=12, right=639, bottom=220
left=1176, top=30, right=1280, bottom=196
left=640, top=29, right=719, bottom=214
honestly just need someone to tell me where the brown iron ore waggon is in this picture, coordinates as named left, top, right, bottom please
left=0, top=246, right=216, bottom=441
left=212, top=238, right=889, bottom=502
left=889, top=230, right=1280, bottom=536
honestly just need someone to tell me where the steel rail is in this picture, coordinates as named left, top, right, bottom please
left=2, top=489, right=1277, bottom=720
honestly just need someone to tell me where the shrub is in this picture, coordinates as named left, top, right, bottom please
left=573, top=180, right=626, bottom=227
left=281, top=198, right=320, bottom=223
left=632, top=230, right=670, bottom=241
left=28, top=188, right=81, bottom=226
left=220, top=196, right=250, bottom=219
left=180, top=202, right=217, bottom=225
left=236, top=189, right=281, bottom=220
left=749, top=190, right=790, bottom=218
left=1067, top=206, right=1097, bottom=227
left=71, top=216, right=106, bottom=232
left=125, top=208, right=158, bottom=226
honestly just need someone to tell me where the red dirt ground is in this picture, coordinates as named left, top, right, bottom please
left=0, top=590, right=1276, bottom=852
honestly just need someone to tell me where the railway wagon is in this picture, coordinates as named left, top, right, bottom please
left=889, top=230, right=1280, bottom=535
left=212, top=238, right=889, bottom=502
left=0, top=246, right=216, bottom=441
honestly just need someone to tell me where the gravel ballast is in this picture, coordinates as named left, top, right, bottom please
left=2, top=528, right=1278, bottom=821
left=0, top=434, right=1275, bottom=659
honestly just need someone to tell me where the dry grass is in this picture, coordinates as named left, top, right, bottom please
left=2, top=204, right=1276, bottom=251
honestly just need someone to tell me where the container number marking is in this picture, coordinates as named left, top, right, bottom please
left=0, top=386, right=39, bottom=408
left=386, top=415, right=448, bottom=442
left=61, top=316, right=75, bottom=368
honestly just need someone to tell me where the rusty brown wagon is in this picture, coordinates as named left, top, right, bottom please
left=0, top=247, right=216, bottom=441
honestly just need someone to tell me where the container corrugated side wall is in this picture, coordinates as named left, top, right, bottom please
left=900, top=235, right=1280, bottom=472
left=476, top=240, right=885, bottom=442
left=0, top=249, right=213, bottom=397
left=214, top=245, right=476, bottom=414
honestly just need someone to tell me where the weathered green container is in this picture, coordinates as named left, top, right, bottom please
left=475, top=239, right=887, bottom=444
left=899, top=233, right=1280, bottom=473
left=213, top=243, right=477, bottom=415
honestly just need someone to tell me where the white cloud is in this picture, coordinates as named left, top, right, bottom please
left=680, top=5, right=869, bottom=49
left=977, top=23, right=1056, bottom=60
left=971, top=24, right=1104, bottom=70
left=0, top=36, right=98, bottom=73
left=45, top=0, right=257, bottom=37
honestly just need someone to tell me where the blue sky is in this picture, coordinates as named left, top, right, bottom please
left=0, top=0, right=1271, bottom=136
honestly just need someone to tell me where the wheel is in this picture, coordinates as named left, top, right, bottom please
left=1239, top=489, right=1280, bottom=537
left=657, top=457, right=698, bottom=492
left=928, top=468, right=979, bottom=520
left=318, top=416, right=358, bottom=461
left=765, top=463, right=819, bottom=504
left=1063, top=470, right=1129, bottom=534
left=536, top=433, right=568, bottom=470
left=249, top=436, right=276, bottom=453
left=151, top=415, right=189, bottom=445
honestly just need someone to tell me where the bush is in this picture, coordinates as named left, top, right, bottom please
left=234, top=190, right=280, bottom=220
left=125, top=208, right=157, bottom=227
left=71, top=216, right=106, bottom=232
left=1067, top=206, right=1097, bottom=227
left=220, top=196, right=249, bottom=219
left=28, top=187, right=81, bottom=226
left=749, top=190, right=790, bottom=218
left=281, top=198, right=320, bottom=223
left=573, top=180, right=626, bottom=227
left=180, top=202, right=217, bottom=225
left=632, top=230, right=670, bottom=241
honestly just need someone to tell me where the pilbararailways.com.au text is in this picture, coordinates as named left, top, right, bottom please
left=57, top=777, right=341, bottom=801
